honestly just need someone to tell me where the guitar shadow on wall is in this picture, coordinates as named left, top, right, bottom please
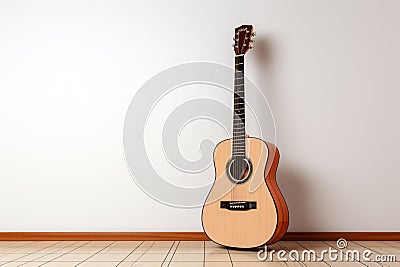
left=251, top=37, right=316, bottom=232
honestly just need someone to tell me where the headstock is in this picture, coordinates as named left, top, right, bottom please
left=232, top=25, right=255, bottom=56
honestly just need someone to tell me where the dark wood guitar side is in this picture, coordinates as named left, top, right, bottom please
left=263, top=142, right=289, bottom=245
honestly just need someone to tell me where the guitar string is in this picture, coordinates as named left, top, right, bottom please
left=233, top=55, right=245, bottom=201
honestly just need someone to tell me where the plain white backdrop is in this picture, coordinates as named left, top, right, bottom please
left=0, top=0, right=399, bottom=231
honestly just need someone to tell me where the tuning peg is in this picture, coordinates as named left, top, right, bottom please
left=251, top=32, right=256, bottom=37
left=249, top=44, right=253, bottom=49
left=250, top=38, right=255, bottom=43
left=233, top=36, right=235, bottom=41
left=232, top=43, right=235, bottom=47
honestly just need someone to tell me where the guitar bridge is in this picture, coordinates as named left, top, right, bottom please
left=220, top=201, right=257, bottom=211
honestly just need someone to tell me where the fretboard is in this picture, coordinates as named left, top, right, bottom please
left=232, top=55, right=245, bottom=157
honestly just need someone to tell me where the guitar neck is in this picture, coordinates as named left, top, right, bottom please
left=232, top=55, right=245, bottom=157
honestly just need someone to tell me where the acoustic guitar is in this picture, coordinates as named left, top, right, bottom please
left=202, top=25, right=289, bottom=248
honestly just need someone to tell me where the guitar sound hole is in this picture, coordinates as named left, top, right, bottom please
left=226, top=157, right=253, bottom=184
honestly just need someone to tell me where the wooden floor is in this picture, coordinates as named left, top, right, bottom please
left=0, top=240, right=399, bottom=266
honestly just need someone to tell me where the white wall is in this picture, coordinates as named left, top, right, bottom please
left=0, top=0, right=399, bottom=231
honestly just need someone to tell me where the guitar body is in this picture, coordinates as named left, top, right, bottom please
left=202, top=137, right=288, bottom=248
